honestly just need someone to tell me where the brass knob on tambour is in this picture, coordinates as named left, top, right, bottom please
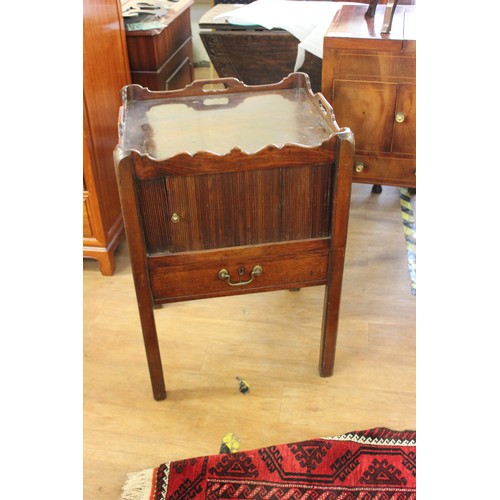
left=395, top=112, right=405, bottom=123
left=171, top=213, right=180, bottom=223
left=354, top=161, right=365, bottom=173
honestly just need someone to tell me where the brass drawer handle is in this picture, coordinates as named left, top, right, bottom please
left=218, top=265, right=263, bottom=286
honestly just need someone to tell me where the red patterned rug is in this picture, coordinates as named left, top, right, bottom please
left=120, top=427, right=416, bottom=499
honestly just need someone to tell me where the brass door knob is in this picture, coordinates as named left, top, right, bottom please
left=354, top=161, right=365, bottom=173
left=171, top=213, right=181, bottom=223
left=395, top=112, right=405, bottom=123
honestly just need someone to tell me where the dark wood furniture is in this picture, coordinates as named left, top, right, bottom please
left=125, top=0, right=194, bottom=91
left=199, top=3, right=323, bottom=92
left=114, top=73, right=354, bottom=400
left=83, top=0, right=130, bottom=275
left=365, top=0, right=399, bottom=33
left=322, top=3, right=416, bottom=189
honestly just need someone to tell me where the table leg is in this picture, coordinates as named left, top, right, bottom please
left=137, top=299, right=167, bottom=400
left=319, top=248, right=345, bottom=376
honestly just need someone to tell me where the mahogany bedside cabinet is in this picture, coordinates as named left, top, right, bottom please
left=114, top=72, right=354, bottom=400
left=322, top=3, right=416, bottom=191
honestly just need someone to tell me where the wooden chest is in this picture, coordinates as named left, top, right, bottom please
left=198, top=3, right=323, bottom=92
left=114, top=73, right=354, bottom=400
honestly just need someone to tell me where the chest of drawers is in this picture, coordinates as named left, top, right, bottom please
left=114, top=73, right=354, bottom=400
left=124, top=0, right=194, bottom=91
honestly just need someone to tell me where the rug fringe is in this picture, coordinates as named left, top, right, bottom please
left=119, top=468, right=154, bottom=500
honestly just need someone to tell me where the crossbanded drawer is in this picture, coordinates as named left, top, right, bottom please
left=148, top=239, right=330, bottom=303
left=333, top=51, right=416, bottom=82
left=352, top=155, right=416, bottom=187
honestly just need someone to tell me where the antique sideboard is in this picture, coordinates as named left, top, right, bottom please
left=114, top=73, right=354, bottom=400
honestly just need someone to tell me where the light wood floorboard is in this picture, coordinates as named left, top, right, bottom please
left=83, top=181, right=416, bottom=499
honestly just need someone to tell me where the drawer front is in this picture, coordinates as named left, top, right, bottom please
left=130, top=39, right=193, bottom=91
left=334, top=51, right=416, bottom=83
left=352, top=155, right=416, bottom=187
left=148, top=240, right=330, bottom=302
left=165, top=56, right=192, bottom=91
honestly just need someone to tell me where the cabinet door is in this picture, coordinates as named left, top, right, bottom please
left=333, top=80, right=398, bottom=153
left=136, top=165, right=332, bottom=254
left=392, top=83, right=416, bottom=155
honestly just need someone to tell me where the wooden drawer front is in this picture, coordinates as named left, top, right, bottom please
left=165, top=56, right=192, bottom=91
left=334, top=52, right=416, bottom=83
left=148, top=240, right=330, bottom=302
left=130, top=39, right=193, bottom=91
left=352, top=155, right=416, bottom=187
left=83, top=192, right=94, bottom=238
left=137, top=165, right=332, bottom=254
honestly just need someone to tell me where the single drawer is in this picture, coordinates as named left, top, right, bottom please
left=352, top=154, right=416, bottom=188
left=334, top=51, right=416, bottom=83
left=148, top=239, right=330, bottom=303
left=130, top=38, right=193, bottom=91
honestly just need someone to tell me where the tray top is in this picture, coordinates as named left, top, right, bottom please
left=119, top=76, right=337, bottom=159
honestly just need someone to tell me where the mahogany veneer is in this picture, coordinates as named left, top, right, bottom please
left=125, top=0, right=194, bottom=91
left=83, top=0, right=130, bottom=275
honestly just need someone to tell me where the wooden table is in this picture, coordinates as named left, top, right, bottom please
left=114, top=73, right=354, bottom=400
left=322, top=3, right=416, bottom=189
left=124, top=0, right=194, bottom=91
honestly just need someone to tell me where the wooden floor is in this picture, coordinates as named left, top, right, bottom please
left=83, top=180, right=416, bottom=499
